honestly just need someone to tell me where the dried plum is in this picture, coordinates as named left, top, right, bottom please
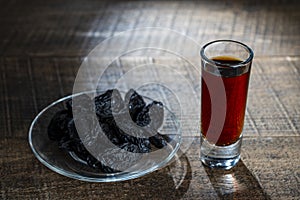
left=67, top=119, right=78, bottom=139
left=120, top=143, right=140, bottom=153
left=95, top=89, right=124, bottom=119
left=136, top=101, right=164, bottom=130
left=86, top=155, right=100, bottom=168
left=99, top=120, right=122, bottom=146
left=125, top=89, right=146, bottom=122
left=86, top=153, right=118, bottom=173
left=137, top=140, right=151, bottom=153
left=48, top=110, right=72, bottom=141
left=118, top=137, right=150, bottom=153
left=65, top=99, right=73, bottom=113
left=99, top=117, right=151, bottom=153
left=148, top=101, right=164, bottom=129
left=101, top=164, right=119, bottom=173
left=58, top=135, right=72, bottom=151
left=48, top=88, right=171, bottom=173
left=112, top=110, right=153, bottom=138
left=66, top=94, right=94, bottom=115
left=99, top=147, right=142, bottom=172
left=161, top=134, right=173, bottom=143
left=135, top=107, right=150, bottom=127
left=149, top=133, right=168, bottom=149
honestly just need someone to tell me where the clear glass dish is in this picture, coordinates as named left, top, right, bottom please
left=28, top=91, right=181, bottom=182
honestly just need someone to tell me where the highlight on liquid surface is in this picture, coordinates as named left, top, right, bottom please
left=210, top=56, right=243, bottom=66
left=201, top=56, right=250, bottom=146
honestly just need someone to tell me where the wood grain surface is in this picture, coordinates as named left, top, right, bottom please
left=0, top=0, right=299, bottom=199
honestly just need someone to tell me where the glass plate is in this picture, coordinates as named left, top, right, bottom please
left=28, top=91, right=181, bottom=182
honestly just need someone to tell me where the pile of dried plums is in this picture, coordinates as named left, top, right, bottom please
left=48, top=89, right=172, bottom=173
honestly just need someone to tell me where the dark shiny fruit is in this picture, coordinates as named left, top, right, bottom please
left=48, top=110, right=72, bottom=141
left=136, top=101, right=164, bottom=130
left=94, top=89, right=124, bottom=119
left=149, top=133, right=168, bottom=149
left=125, top=89, right=146, bottom=122
left=48, top=89, right=170, bottom=173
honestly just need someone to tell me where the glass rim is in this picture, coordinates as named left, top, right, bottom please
left=200, top=39, right=254, bottom=68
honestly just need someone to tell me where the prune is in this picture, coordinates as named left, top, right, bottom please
left=66, top=119, right=102, bottom=162
left=99, top=147, right=142, bottom=172
left=58, top=135, right=72, bottom=151
left=100, top=163, right=119, bottom=173
left=112, top=110, right=153, bottom=138
left=135, top=107, right=150, bottom=127
left=125, top=89, right=146, bottom=122
left=48, top=88, right=171, bottom=173
left=120, top=143, right=139, bottom=153
left=136, top=101, right=164, bottom=130
left=149, top=133, right=168, bottom=149
left=48, top=110, right=72, bottom=141
left=86, top=155, right=103, bottom=169
left=99, top=117, right=151, bottom=153
left=99, top=120, right=122, bottom=146
left=137, top=140, right=151, bottom=153
left=66, top=119, right=77, bottom=138
left=65, top=99, right=72, bottom=113
left=66, top=94, right=94, bottom=115
left=119, top=139, right=150, bottom=153
left=71, top=141, right=89, bottom=161
left=95, top=89, right=124, bottom=119
left=161, top=134, right=173, bottom=143
left=148, top=101, right=164, bottom=129
left=86, top=154, right=116, bottom=173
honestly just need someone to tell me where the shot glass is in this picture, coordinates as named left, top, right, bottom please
left=200, top=40, right=253, bottom=169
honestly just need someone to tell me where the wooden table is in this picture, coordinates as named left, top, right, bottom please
left=1, top=0, right=299, bottom=199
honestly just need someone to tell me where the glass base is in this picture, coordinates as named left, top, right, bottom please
left=200, top=136, right=242, bottom=170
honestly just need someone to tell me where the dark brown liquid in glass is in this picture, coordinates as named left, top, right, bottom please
left=201, top=56, right=250, bottom=146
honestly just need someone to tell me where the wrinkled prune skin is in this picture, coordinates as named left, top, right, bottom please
left=136, top=101, right=164, bottom=130
left=66, top=94, right=94, bottom=116
left=148, top=101, right=164, bottom=129
left=64, top=119, right=89, bottom=159
left=112, top=110, right=153, bottom=138
left=120, top=143, right=141, bottom=153
left=86, top=155, right=119, bottom=173
left=48, top=110, right=72, bottom=141
left=160, top=134, right=173, bottom=143
left=149, top=133, right=168, bottom=149
left=117, top=130, right=151, bottom=153
left=94, top=89, right=124, bottom=119
left=99, top=117, right=151, bottom=153
left=48, top=89, right=172, bottom=173
left=86, top=155, right=102, bottom=169
left=98, top=120, right=123, bottom=146
left=135, top=107, right=150, bottom=127
left=62, top=119, right=119, bottom=172
left=125, top=89, right=146, bottom=122
left=65, top=99, right=72, bottom=114
left=99, top=147, right=142, bottom=172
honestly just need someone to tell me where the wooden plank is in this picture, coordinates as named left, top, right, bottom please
left=0, top=56, right=299, bottom=137
left=0, top=0, right=299, bottom=199
left=0, top=0, right=299, bottom=57
left=0, top=56, right=299, bottom=199
left=0, top=57, right=80, bottom=138
left=0, top=137, right=299, bottom=199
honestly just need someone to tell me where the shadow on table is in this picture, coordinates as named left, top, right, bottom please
left=100, top=152, right=192, bottom=199
left=204, top=160, right=271, bottom=200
